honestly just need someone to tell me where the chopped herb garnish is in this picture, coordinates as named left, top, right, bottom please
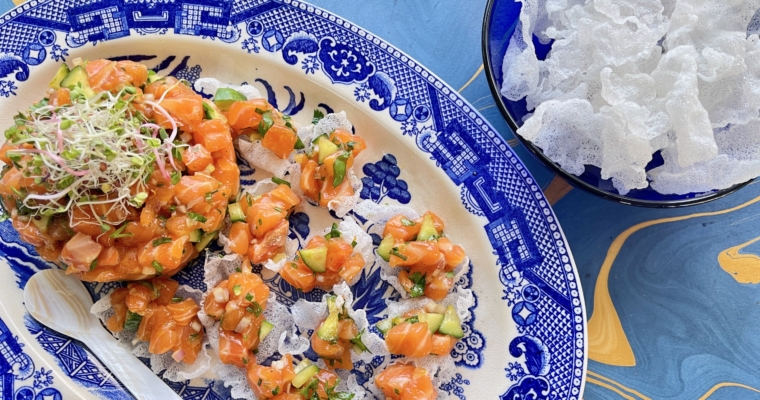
left=124, top=311, right=142, bottom=331
left=171, top=170, right=181, bottom=185
left=258, top=110, right=274, bottom=136
left=390, top=247, right=407, bottom=261
left=152, top=237, right=172, bottom=247
left=332, top=151, right=350, bottom=187
left=324, top=223, right=342, bottom=239
left=89, top=258, right=98, bottom=271
left=151, top=260, right=164, bottom=274
left=401, top=217, right=416, bottom=226
left=233, top=284, right=242, bottom=296
left=245, top=293, right=253, bottom=302
left=408, top=272, right=426, bottom=298
left=247, top=301, right=263, bottom=316
left=294, top=136, right=305, bottom=149
left=312, top=109, right=325, bottom=124
left=272, top=386, right=280, bottom=396
left=188, top=212, right=207, bottom=222
left=110, top=224, right=133, bottom=239
left=350, top=329, right=370, bottom=353
left=271, top=177, right=291, bottom=187
left=171, top=296, right=183, bottom=303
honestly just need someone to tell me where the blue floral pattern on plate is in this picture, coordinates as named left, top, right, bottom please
left=0, top=0, right=586, bottom=399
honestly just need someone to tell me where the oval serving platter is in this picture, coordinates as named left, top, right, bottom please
left=0, top=1, right=587, bottom=399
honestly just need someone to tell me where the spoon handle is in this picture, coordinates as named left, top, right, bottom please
left=82, top=330, right=182, bottom=400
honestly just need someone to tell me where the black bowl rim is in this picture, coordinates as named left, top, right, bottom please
left=480, top=0, right=752, bottom=208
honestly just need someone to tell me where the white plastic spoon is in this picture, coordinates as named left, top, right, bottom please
left=24, top=268, right=182, bottom=400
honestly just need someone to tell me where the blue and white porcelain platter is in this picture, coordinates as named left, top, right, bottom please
left=0, top=0, right=587, bottom=399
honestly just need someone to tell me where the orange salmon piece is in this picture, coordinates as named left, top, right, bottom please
left=182, top=144, right=213, bottom=173
left=424, top=272, right=454, bottom=301
left=430, top=333, right=457, bottom=356
left=194, top=119, right=233, bottom=153
left=212, top=157, right=240, bottom=198
left=218, top=330, right=250, bottom=368
left=261, top=124, right=297, bottom=159
left=228, top=221, right=251, bottom=256
left=384, top=215, right=421, bottom=241
left=385, top=322, right=433, bottom=358
left=177, top=323, right=203, bottom=364
left=280, top=261, right=316, bottom=292
left=248, top=220, right=289, bottom=264
left=106, top=288, right=129, bottom=332
left=375, top=364, right=437, bottom=400
left=246, top=364, right=284, bottom=400
left=148, top=307, right=179, bottom=354
left=166, top=298, right=200, bottom=326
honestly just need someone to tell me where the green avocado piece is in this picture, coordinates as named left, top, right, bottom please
left=292, top=364, right=320, bottom=388
left=299, top=246, right=328, bottom=273
left=418, top=312, right=444, bottom=334
left=317, top=136, right=340, bottom=163
left=259, top=320, right=275, bottom=340
left=202, top=101, right=227, bottom=122
left=438, top=305, right=464, bottom=339
left=376, top=318, right=393, bottom=335
left=416, top=214, right=439, bottom=241
left=60, top=66, right=95, bottom=98
left=189, top=229, right=203, bottom=243
left=316, top=311, right=339, bottom=343
left=227, top=203, right=246, bottom=222
left=195, top=230, right=218, bottom=252
left=377, top=234, right=395, bottom=262
left=213, top=87, right=247, bottom=111
left=49, top=63, right=70, bottom=89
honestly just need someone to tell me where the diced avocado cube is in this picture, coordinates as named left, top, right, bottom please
left=326, top=295, right=339, bottom=315
left=228, top=203, right=246, bottom=222
left=147, top=71, right=163, bottom=83
left=292, top=364, right=320, bottom=388
left=299, top=246, right=328, bottom=273
left=202, top=100, right=228, bottom=122
left=438, top=305, right=464, bottom=339
left=213, top=87, right=247, bottom=111
left=60, top=66, right=95, bottom=98
left=376, top=318, right=393, bottom=335
left=195, top=230, right=218, bottom=252
left=316, top=311, right=339, bottom=343
left=418, top=312, right=444, bottom=334
left=49, top=63, right=70, bottom=89
left=259, top=320, right=275, bottom=340
left=189, top=229, right=203, bottom=243
left=416, top=214, right=439, bottom=241
left=317, top=136, right=340, bottom=163
left=377, top=234, right=395, bottom=262
left=32, top=214, right=51, bottom=233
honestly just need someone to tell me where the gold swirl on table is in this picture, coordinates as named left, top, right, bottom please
left=717, top=236, right=760, bottom=284
left=588, top=195, right=760, bottom=366
left=698, top=382, right=760, bottom=399
left=457, top=64, right=484, bottom=93
left=586, top=370, right=651, bottom=400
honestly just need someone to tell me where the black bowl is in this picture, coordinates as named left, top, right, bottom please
left=481, top=0, right=751, bottom=207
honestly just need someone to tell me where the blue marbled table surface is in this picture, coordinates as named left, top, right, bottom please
left=3, top=0, right=760, bottom=399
